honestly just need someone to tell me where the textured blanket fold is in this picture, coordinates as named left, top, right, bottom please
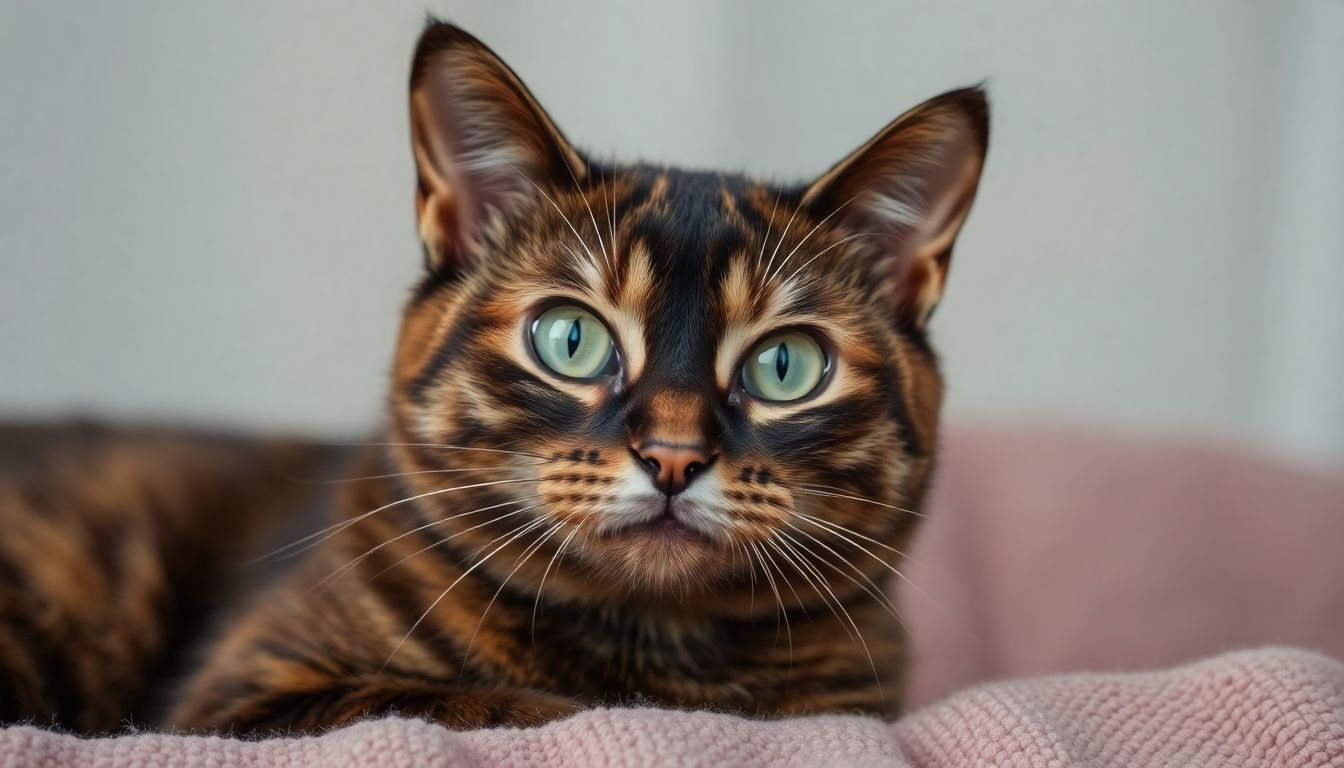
left=3, top=648, right=1341, bottom=767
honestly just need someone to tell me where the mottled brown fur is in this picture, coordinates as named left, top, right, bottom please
left=0, top=423, right=323, bottom=731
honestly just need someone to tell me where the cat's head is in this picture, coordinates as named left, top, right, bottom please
left=389, top=22, right=987, bottom=603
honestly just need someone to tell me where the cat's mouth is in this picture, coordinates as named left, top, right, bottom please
left=617, top=508, right=704, bottom=541
left=598, top=501, right=718, bottom=545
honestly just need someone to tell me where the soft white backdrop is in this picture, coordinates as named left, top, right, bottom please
left=1, top=2, right=1341, bottom=463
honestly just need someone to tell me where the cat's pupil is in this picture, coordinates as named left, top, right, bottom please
left=775, top=342, right=789, bottom=382
left=566, top=318, right=582, bottom=358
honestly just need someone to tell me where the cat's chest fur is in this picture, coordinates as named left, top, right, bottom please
left=515, top=596, right=904, bottom=714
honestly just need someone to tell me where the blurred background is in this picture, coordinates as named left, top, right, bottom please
left=1, top=1, right=1341, bottom=465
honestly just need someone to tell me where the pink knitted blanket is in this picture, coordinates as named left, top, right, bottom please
left=2, top=648, right=1341, bottom=767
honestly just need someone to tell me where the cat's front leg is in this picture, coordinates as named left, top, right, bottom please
left=172, top=675, right=580, bottom=733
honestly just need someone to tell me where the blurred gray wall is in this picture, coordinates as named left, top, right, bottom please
left=1, top=1, right=1341, bottom=463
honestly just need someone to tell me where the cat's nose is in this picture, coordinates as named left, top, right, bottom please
left=632, top=441, right=713, bottom=496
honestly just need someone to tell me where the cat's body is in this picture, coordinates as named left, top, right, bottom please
left=0, top=22, right=987, bottom=733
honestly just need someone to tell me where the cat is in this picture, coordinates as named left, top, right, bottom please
left=0, top=20, right=987, bottom=733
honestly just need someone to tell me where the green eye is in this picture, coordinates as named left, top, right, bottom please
left=531, top=306, right=615, bottom=379
left=741, top=332, right=827, bottom=402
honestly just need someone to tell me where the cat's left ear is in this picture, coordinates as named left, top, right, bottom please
left=409, top=21, right=586, bottom=274
left=803, top=87, right=989, bottom=326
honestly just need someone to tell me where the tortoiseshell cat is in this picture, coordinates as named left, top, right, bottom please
left=0, top=21, right=987, bottom=733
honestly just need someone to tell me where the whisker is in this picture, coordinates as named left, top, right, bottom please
left=306, top=493, right=545, bottom=594
left=459, top=519, right=566, bottom=679
left=254, top=476, right=538, bottom=563
left=782, top=232, right=876, bottom=285
left=794, top=511, right=971, bottom=637
left=762, top=201, right=802, bottom=281
left=792, top=509, right=917, bottom=561
left=601, top=169, right=617, bottom=266
left=317, top=441, right=550, bottom=461
left=538, top=119, right=608, bottom=271
left=767, top=538, right=840, bottom=631
left=768, top=529, right=892, bottom=710
left=507, top=161, right=603, bottom=270
left=756, top=189, right=782, bottom=270
left=774, top=538, right=865, bottom=659
left=792, top=512, right=938, bottom=605
left=781, top=522, right=904, bottom=626
left=767, top=194, right=859, bottom=283
left=755, top=539, right=807, bottom=621
left=769, top=535, right=885, bottom=708
left=739, top=540, right=758, bottom=616
left=609, top=167, right=623, bottom=268
left=794, top=487, right=924, bottom=517
left=365, top=500, right=547, bottom=582
left=557, top=241, right=587, bottom=266
left=280, top=465, right=532, bottom=486
left=531, top=519, right=586, bottom=645
left=749, top=541, right=792, bottom=669
left=569, top=160, right=610, bottom=269
left=379, top=514, right=551, bottom=673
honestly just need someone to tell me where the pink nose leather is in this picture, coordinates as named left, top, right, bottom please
left=635, top=442, right=711, bottom=496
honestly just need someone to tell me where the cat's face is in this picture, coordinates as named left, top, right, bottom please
left=389, top=24, right=986, bottom=602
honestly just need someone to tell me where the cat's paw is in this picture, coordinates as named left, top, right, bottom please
left=464, top=688, right=581, bottom=728
left=511, top=691, right=583, bottom=726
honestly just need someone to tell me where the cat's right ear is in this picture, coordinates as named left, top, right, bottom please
left=409, top=21, right=586, bottom=274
